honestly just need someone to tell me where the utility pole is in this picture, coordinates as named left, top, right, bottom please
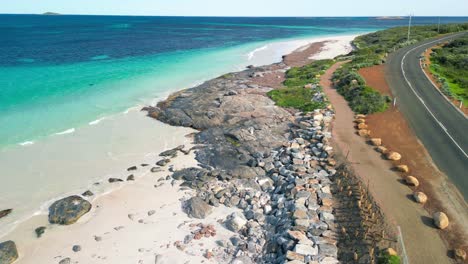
left=407, top=14, right=412, bottom=42
left=437, top=17, right=441, bottom=33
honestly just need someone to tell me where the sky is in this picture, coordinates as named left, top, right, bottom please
left=1, top=0, right=467, bottom=16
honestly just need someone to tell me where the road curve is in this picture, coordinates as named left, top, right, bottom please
left=385, top=32, right=468, bottom=200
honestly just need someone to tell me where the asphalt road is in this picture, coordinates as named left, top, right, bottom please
left=386, top=32, right=468, bottom=200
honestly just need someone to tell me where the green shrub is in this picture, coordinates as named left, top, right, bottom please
left=378, top=254, right=401, bottom=264
left=267, top=59, right=334, bottom=112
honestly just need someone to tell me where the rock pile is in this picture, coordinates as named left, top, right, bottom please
left=172, top=109, right=339, bottom=263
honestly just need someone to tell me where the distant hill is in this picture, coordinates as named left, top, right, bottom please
left=42, top=12, right=61, bottom=15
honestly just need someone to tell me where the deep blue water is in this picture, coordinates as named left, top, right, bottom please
left=2, top=16, right=468, bottom=66
left=0, top=15, right=467, bottom=148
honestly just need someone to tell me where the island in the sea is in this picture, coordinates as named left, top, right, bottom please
left=42, top=12, right=61, bottom=15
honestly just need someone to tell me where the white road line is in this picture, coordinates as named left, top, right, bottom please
left=401, top=34, right=468, bottom=159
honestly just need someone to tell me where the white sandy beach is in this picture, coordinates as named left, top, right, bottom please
left=0, top=34, right=359, bottom=264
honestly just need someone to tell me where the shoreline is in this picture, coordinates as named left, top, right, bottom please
left=4, top=33, right=364, bottom=152
left=0, top=34, right=360, bottom=263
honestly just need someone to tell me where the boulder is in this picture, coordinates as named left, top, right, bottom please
left=454, top=248, right=466, bottom=261
left=82, top=190, right=94, bottom=197
left=370, top=138, right=382, bottom=146
left=355, top=118, right=366, bottom=124
left=185, top=197, right=212, bottom=219
left=48, top=195, right=92, bottom=225
left=413, top=192, right=427, bottom=204
left=357, top=123, right=368, bottom=129
left=405, top=176, right=419, bottom=187
left=376, top=146, right=388, bottom=154
left=433, top=212, right=449, bottom=229
left=357, top=129, right=370, bottom=137
left=225, top=212, right=247, bottom=232
left=395, top=165, right=409, bottom=173
left=386, top=151, right=401, bottom=161
left=0, top=209, right=12, bottom=219
left=108, top=178, right=123, bottom=183
left=384, top=248, right=398, bottom=256
left=0, top=240, right=18, bottom=264
left=59, top=258, right=71, bottom=264
left=294, top=244, right=318, bottom=256
left=286, top=251, right=305, bottom=262
left=35, top=226, right=46, bottom=238
left=355, top=114, right=366, bottom=119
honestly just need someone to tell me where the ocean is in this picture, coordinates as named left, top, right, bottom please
left=1, top=15, right=467, bottom=238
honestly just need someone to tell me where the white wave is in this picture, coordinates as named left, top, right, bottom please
left=247, top=45, right=269, bottom=60
left=89, top=117, right=105, bottom=125
left=123, top=106, right=140, bottom=114
left=19, top=141, right=34, bottom=146
left=55, top=128, right=75, bottom=135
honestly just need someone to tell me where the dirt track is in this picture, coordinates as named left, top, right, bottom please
left=321, top=62, right=454, bottom=264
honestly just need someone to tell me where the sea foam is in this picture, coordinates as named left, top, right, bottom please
left=19, top=141, right=35, bottom=146
left=247, top=45, right=269, bottom=60
left=55, top=128, right=75, bottom=135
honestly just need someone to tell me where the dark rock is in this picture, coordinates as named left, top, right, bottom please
left=159, top=145, right=184, bottom=157
left=150, top=167, right=162, bottom=173
left=48, top=195, right=92, bottom=225
left=0, top=209, right=12, bottom=219
left=172, top=167, right=208, bottom=181
left=59, top=257, right=71, bottom=264
left=156, top=159, right=170, bottom=166
left=108, top=178, right=123, bottom=183
left=141, top=163, right=149, bottom=167
left=35, top=226, right=46, bottom=238
left=127, top=166, right=137, bottom=171
left=0, top=240, right=18, bottom=264
left=126, top=175, right=135, bottom=181
left=184, top=197, right=212, bottom=219
left=82, top=190, right=94, bottom=197
left=72, top=245, right=81, bottom=252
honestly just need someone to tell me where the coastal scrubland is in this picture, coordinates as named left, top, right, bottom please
left=267, top=59, right=334, bottom=111
left=333, top=23, right=468, bottom=114
left=429, top=35, right=468, bottom=105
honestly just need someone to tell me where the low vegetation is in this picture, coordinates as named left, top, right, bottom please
left=429, top=35, right=468, bottom=105
left=378, top=254, right=401, bottom=264
left=267, top=59, right=334, bottom=112
left=333, top=22, right=468, bottom=114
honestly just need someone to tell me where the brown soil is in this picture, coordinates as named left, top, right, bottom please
left=422, top=45, right=468, bottom=115
left=322, top=62, right=463, bottom=264
left=283, top=41, right=326, bottom=67
left=359, top=65, right=468, bottom=262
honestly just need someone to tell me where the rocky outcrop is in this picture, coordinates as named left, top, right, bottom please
left=184, top=197, right=212, bottom=219
left=433, top=212, right=449, bottom=229
left=0, top=209, right=12, bottom=219
left=48, top=195, right=92, bottom=225
left=0, top=240, right=18, bottom=264
left=149, top=62, right=341, bottom=263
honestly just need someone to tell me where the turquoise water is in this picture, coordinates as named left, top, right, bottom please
left=0, top=42, right=275, bottom=147
left=0, top=32, right=367, bottom=148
